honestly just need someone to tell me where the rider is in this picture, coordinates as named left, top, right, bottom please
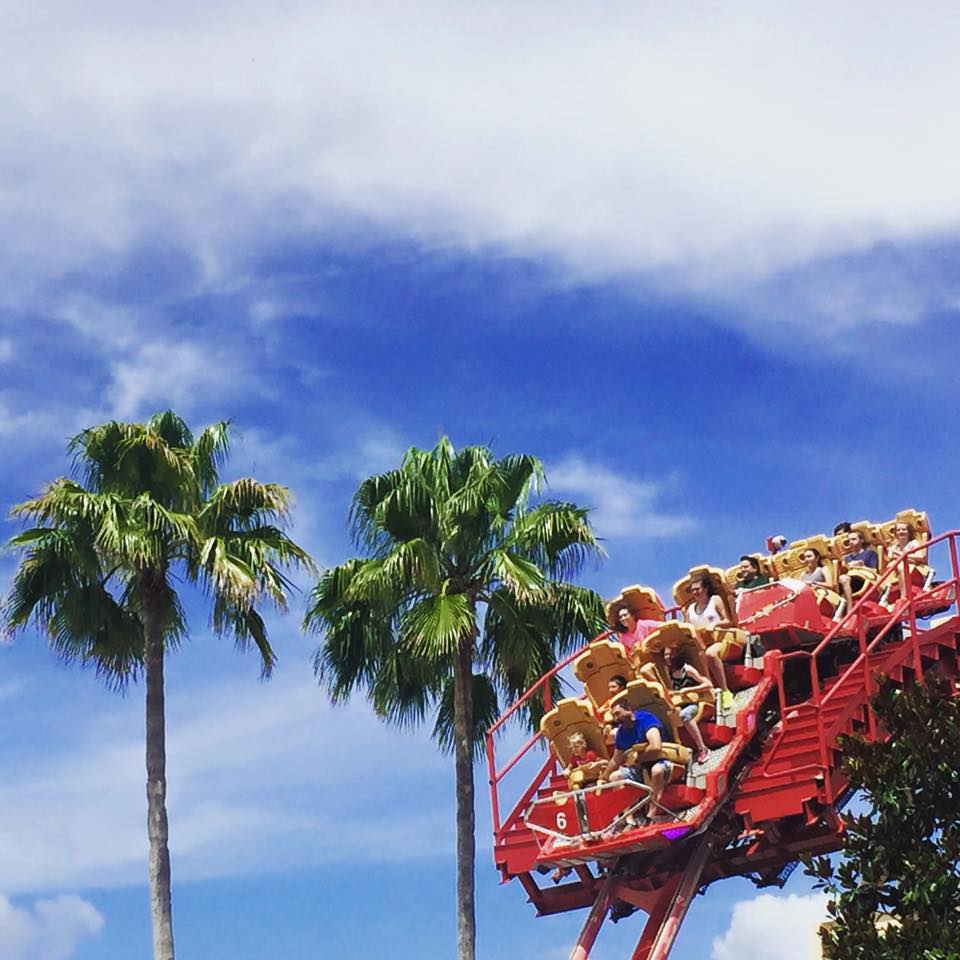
left=736, top=555, right=771, bottom=591
left=837, top=529, right=879, bottom=610
left=600, top=702, right=671, bottom=817
left=685, top=574, right=736, bottom=712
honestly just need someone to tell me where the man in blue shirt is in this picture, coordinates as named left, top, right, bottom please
left=600, top=702, right=672, bottom=815
left=838, top=529, right=879, bottom=611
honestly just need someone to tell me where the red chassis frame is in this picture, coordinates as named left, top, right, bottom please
left=485, top=532, right=960, bottom=960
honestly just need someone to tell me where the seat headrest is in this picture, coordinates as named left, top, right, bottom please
left=605, top=584, right=666, bottom=628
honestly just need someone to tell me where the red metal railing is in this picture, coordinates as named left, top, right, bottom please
left=485, top=635, right=603, bottom=840
left=759, top=530, right=960, bottom=797
left=487, top=534, right=960, bottom=844
left=486, top=606, right=683, bottom=841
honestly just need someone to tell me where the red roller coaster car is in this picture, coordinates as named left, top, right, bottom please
left=485, top=511, right=960, bottom=960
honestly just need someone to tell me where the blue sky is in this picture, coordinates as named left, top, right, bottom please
left=1, top=3, right=960, bottom=958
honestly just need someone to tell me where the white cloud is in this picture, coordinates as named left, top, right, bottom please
left=0, top=331, right=250, bottom=465
left=0, top=662, right=451, bottom=893
left=0, top=403, right=77, bottom=444
left=547, top=456, right=695, bottom=540
left=712, top=892, right=829, bottom=960
left=0, top=339, right=13, bottom=362
left=107, top=340, right=234, bottom=420
left=229, top=422, right=408, bottom=567
left=1, top=2, right=959, bottom=334
left=0, top=893, right=103, bottom=960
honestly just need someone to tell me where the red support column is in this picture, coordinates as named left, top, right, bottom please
left=628, top=874, right=683, bottom=960
left=906, top=556, right=922, bottom=679
left=630, top=834, right=717, bottom=960
left=568, top=875, right=615, bottom=960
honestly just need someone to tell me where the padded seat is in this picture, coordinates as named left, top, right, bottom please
left=830, top=523, right=883, bottom=598
left=770, top=535, right=835, bottom=583
left=604, top=584, right=666, bottom=627
left=673, top=566, right=746, bottom=662
left=707, top=626, right=749, bottom=663
left=877, top=508, right=931, bottom=559
left=769, top=534, right=842, bottom=614
left=610, top=678, right=691, bottom=785
left=724, top=554, right=774, bottom=593
left=573, top=639, right=633, bottom=713
left=674, top=565, right=737, bottom=623
left=640, top=622, right=716, bottom=724
left=539, top=698, right=610, bottom=789
left=628, top=624, right=670, bottom=684
left=877, top=509, right=934, bottom=596
left=604, top=584, right=667, bottom=654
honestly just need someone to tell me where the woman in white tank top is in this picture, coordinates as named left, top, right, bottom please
left=684, top=574, right=735, bottom=711
left=686, top=594, right=724, bottom=626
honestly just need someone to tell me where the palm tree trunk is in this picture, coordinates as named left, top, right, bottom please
left=452, top=633, right=476, bottom=960
left=143, top=576, right=175, bottom=960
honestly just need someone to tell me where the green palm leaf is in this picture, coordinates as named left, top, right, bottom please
left=304, top=435, right=603, bottom=960
left=3, top=410, right=314, bottom=959
left=400, top=592, right=476, bottom=662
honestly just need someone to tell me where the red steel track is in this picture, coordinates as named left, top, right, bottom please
left=485, top=532, right=960, bottom=959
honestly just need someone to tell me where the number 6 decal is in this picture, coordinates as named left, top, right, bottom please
left=556, top=811, right=567, bottom=830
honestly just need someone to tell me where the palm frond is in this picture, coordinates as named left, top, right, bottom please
left=211, top=599, right=276, bottom=678
left=380, top=538, right=442, bottom=594
left=342, top=557, right=411, bottom=613
left=507, top=501, right=604, bottom=579
left=398, top=592, right=476, bottom=663
left=488, top=453, right=544, bottom=517
left=481, top=582, right=604, bottom=685
left=373, top=477, right=438, bottom=549
left=199, top=526, right=314, bottom=615
left=483, top=548, right=546, bottom=602
left=71, top=419, right=197, bottom=503
left=6, top=411, right=311, bottom=691
left=200, top=479, right=292, bottom=533
left=444, top=448, right=497, bottom=520
left=190, top=420, right=231, bottom=497
left=146, top=410, right=195, bottom=449
left=368, top=645, right=443, bottom=729
left=349, top=467, right=435, bottom=551
left=13, top=480, right=119, bottom=528
left=305, top=561, right=398, bottom=700
left=3, top=532, right=145, bottom=687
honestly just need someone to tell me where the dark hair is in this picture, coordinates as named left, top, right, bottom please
left=693, top=573, right=715, bottom=596
left=614, top=606, right=634, bottom=632
left=801, top=547, right=823, bottom=564
left=609, top=674, right=627, bottom=690
left=833, top=521, right=852, bottom=535
left=668, top=650, right=687, bottom=671
left=739, top=555, right=762, bottom=573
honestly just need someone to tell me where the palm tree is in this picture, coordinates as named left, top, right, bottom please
left=3, top=412, right=314, bottom=960
left=303, top=438, right=604, bottom=960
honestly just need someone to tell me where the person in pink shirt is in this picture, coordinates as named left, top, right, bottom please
left=616, top=606, right=662, bottom=652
